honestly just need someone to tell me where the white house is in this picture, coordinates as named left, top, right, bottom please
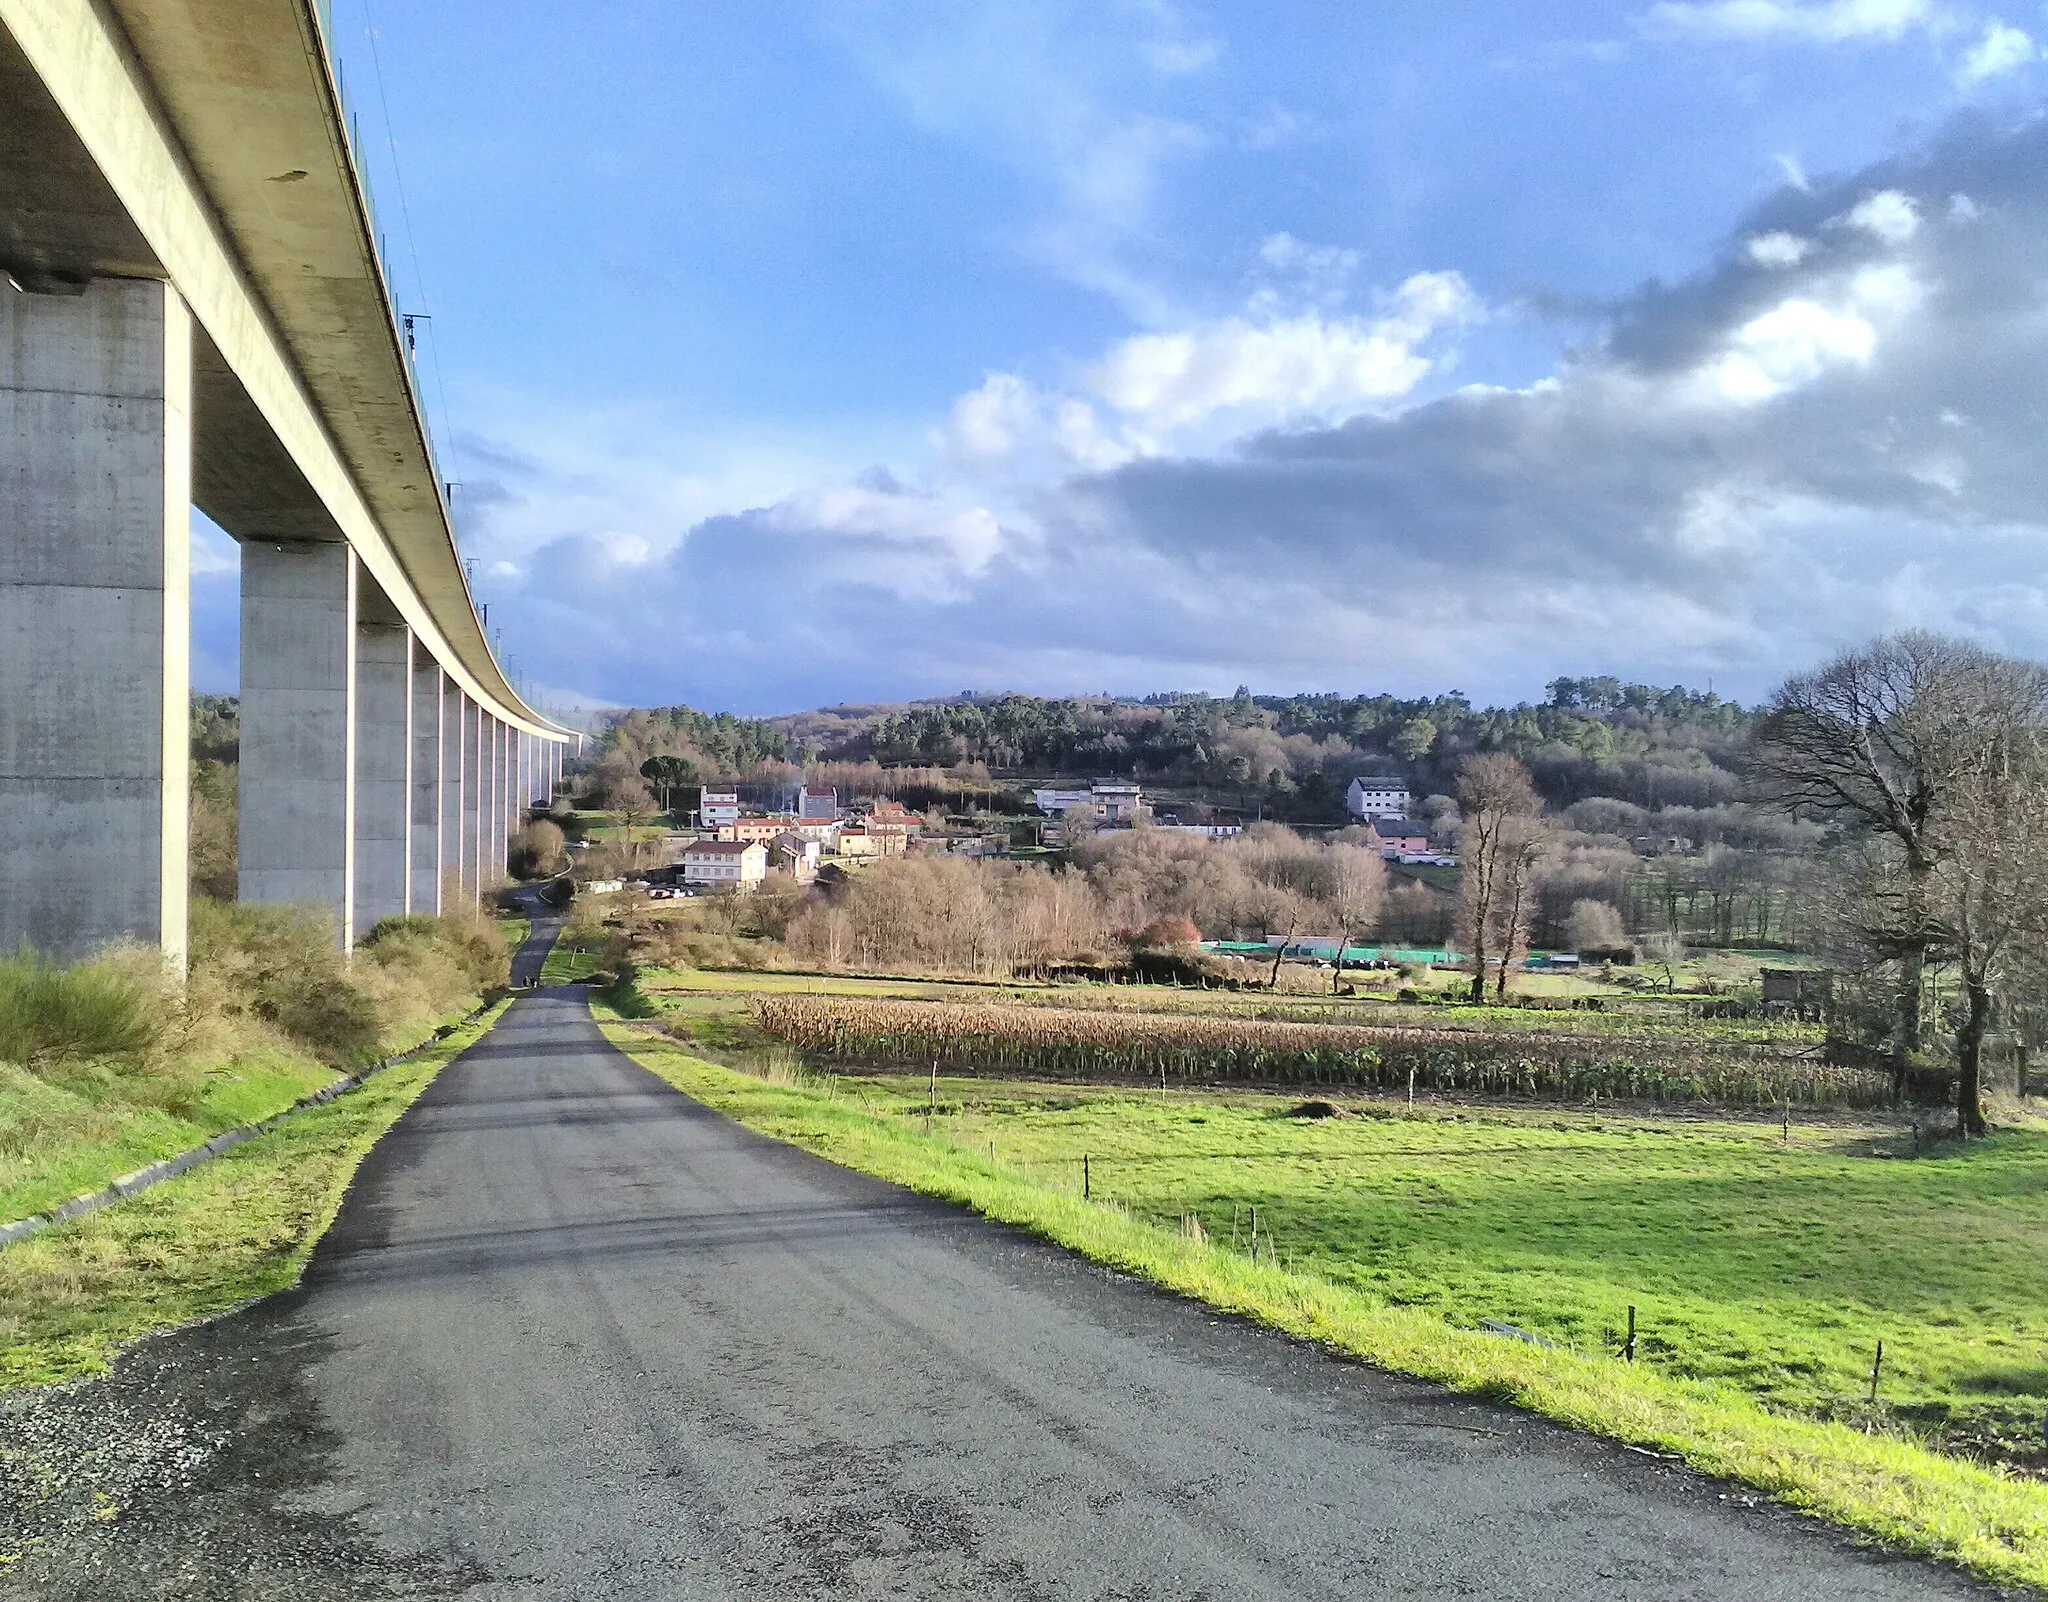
left=699, top=788, right=741, bottom=827
left=681, top=838, right=766, bottom=889
left=1032, top=780, right=1146, bottom=822
left=1345, top=777, right=1412, bottom=819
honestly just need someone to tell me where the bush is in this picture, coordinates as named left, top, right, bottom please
left=188, top=900, right=505, bottom=1066
left=0, top=947, right=166, bottom=1073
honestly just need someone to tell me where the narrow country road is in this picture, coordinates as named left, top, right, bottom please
left=2, top=987, right=1995, bottom=1600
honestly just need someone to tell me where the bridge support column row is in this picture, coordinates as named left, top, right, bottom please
left=1, top=282, right=568, bottom=962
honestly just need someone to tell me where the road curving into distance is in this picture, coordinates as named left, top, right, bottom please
left=0, top=984, right=1996, bottom=1600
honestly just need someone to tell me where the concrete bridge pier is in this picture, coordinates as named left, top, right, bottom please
left=353, top=619, right=411, bottom=934
left=410, top=647, right=444, bottom=915
left=440, top=679, right=466, bottom=900
left=238, top=540, right=358, bottom=946
left=460, top=699, right=481, bottom=891
left=0, top=277, right=192, bottom=969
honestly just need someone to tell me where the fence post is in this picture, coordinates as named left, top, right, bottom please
left=1624, top=1304, right=1637, bottom=1362
left=1083, top=1152, right=1090, bottom=1199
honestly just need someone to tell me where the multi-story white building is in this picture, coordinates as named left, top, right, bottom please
left=1032, top=780, right=1147, bottom=823
left=681, top=838, right=765, bottom=889
left=1345, top=777, right=1412, bottom=819
left=699, top=788, right=741, bottom=828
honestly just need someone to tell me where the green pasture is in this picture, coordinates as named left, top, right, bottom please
left=818, top=1066, right=2048, bottom=1465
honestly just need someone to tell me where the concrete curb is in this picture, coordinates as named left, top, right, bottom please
left=0, top=997, right=503, bottom=1251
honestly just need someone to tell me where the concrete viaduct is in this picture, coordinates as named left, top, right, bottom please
left=1, top=0, right=576, bottom=970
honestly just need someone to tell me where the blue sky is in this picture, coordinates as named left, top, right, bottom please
left=191, top=0, right=2048, bottom=713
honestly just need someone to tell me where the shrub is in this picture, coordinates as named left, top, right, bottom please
left=0, top=947, right=165, bottom=1073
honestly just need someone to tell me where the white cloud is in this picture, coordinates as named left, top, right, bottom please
left=1691, top=263, right=1918, bottom=403
left=1746, top=230, right=1813, bottom=266
left=1957, top=18, right=2036, bottom=82
left=939, top=268, right=1482, bottom=472
left=1090, top=271, right=1482, bottom=439
left=1842, top=188, right=1921, bottom=242
left=1646, top=0, right=1935, bottom=41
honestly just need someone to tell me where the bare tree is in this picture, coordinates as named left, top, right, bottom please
left=1454, top=754, right=1545, bottom=1004
left=608, top=775, right=659, bottom=868
left=1566, top=898, right=1626, bottom=954
left=1925, top=726, right=2048, bottom=1135
left=1751, top=633, right=2048, bottom=1086
left=1492, top=814, right=1555, bottom=1002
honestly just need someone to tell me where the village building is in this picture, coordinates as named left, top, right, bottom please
left=698, top=788, right=741, bottom=828
left=680, top=838, right=766, bottom=890
left=1345, top=777, right=1412, bottom=819
left=835, top=825, right=888, bottom=858
left=770, top=832, right=821, bottom=883
left=720, top=813, right=801, bottom=844
left=1031, top=780, right=1147, bottom=824
left=1367, top=818, right=1433, bottom=856
left=799, top=785, right=839, bottom=821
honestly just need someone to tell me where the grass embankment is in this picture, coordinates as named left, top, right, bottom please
left=0, top=1003, right=503, bottom=1389
left=0, top=904, right=507, bottom=1228
left=598, top=1003, right=2048, bottom=1592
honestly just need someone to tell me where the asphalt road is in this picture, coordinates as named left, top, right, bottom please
left=506, top=888, right=565, bottom=987
left=1, top=986, right=1997, bottom=1600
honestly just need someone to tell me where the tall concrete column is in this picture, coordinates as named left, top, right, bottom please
left=480, top=714, right=500, bottom=885
left=353, top=622, right=411, bottom=933
left=409, top=645, right=443, bottom=916
left=0, top=277, right=191, bottom=968
left=241, top=540, right=357, bottom=947
left=459, top=697, right=481, bottom=891
left=439, top=678, right=465, bottom=901
left=491, top=720, right=509, bottom=878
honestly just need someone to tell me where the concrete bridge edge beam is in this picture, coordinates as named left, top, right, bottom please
left=0, top=276, right=190, bottom=969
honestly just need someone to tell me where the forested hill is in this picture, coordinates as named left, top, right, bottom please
left=595, top=678, right=1751, bottom=815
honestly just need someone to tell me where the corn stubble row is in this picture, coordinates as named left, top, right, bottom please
left=749, top=994, right=1891, bottom=1107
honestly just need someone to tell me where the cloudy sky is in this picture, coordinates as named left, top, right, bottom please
left=191, top=0, right=2048, bottom=713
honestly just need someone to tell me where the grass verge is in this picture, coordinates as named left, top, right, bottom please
left=0, top=1003, right=504, bottom=1390
left=593, top=1004, right=2048, bottom=1594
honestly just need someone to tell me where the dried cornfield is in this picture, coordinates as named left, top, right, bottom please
left=748, top=994, right=1894, bottom=1108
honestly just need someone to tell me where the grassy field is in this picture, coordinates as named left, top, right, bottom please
left=0, top=1004, right=503, bottom=1390
left=598, top=1006, right=2048, bottom=1591
left=807, top=1072, right=2048, bottom=1460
